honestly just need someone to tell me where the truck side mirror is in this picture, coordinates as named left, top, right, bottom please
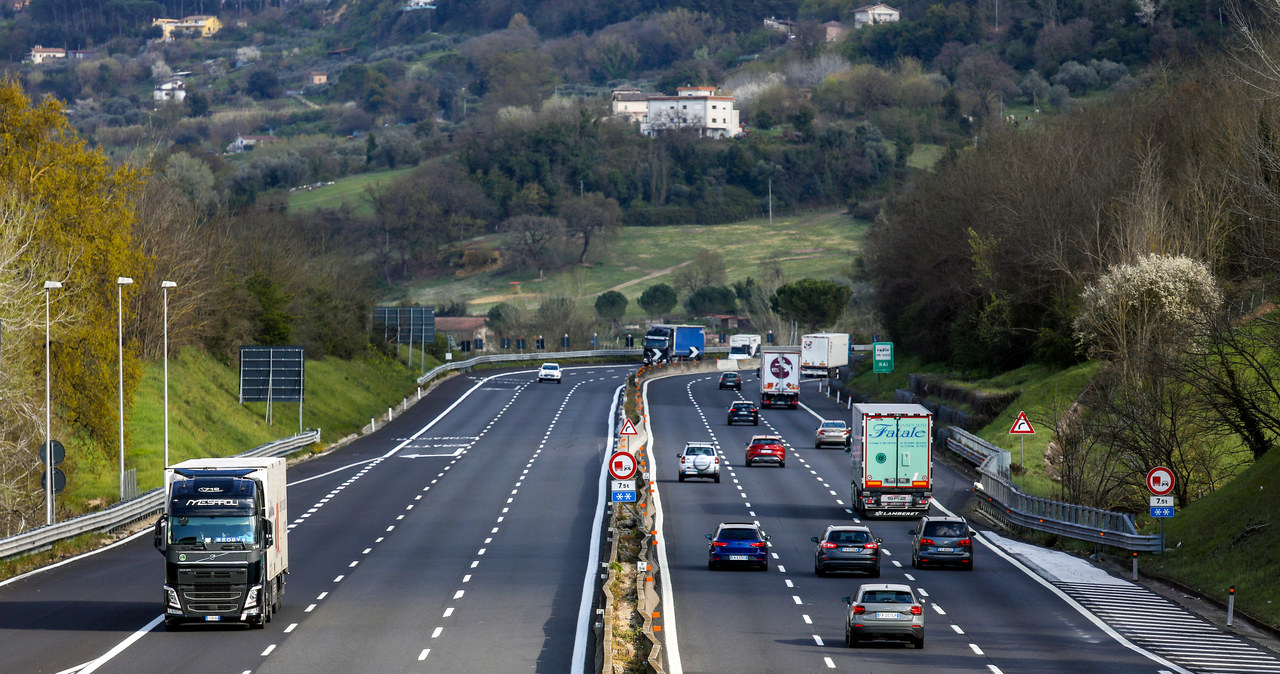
left=153, top=516, right=166, bottom=552
left=262, top=519, right=274, bottom=547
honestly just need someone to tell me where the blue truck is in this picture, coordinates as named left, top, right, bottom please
left=643, top=324, right=705, bottom=364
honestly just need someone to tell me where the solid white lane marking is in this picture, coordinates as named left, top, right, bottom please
left=75, top=614, right=164, bottom=674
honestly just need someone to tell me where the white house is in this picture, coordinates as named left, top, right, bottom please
left=640, top=86, right=741, bottom=139
left=226, top=134, right=278, bottom=153
left=852, top=4, right=900, bottom=28
left=27, top=45, right=66, bottom=64
left=610, top=88, right=649, bottom=123
left=153, top=78, right=187, bottom=103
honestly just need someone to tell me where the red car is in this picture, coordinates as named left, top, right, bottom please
left=745, top=435, right=786, bottom=468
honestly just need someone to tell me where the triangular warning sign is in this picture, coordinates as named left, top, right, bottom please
left=620, top=418, right=638, bottom=436
left=1009, top=411, right=1036, bottom=435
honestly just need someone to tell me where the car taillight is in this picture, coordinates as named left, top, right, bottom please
left=957, top=538, right=971, bottom=546
left=712, top=541, right=727, bottom=547
left=749, top=541, right=767, bottom=548
left=714, top=457, right=720, bottom=464
left=863, top=542, right=878, bottom=549
left=852, top=605, right=866, bottom=614
left=909, top=606, right=923, bottom=615
left=919, top=538, right=934, bottom=545
left=821, top=542, right=838, bottom=549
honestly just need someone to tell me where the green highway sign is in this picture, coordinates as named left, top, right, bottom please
left=873, top=342, right=894, bottom=374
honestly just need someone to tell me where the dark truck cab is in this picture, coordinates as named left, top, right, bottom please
left=154, top=460, right=287, bottom=629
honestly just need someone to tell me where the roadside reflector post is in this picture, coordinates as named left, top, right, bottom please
left=1132, top=551, right=1138, bottom=580
left=1228, top=586, right=1235, bottom=626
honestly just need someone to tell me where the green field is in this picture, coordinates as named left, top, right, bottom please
left=287, top=166, right=416, bottom=216
left=404, top=210, right=867, bottom=315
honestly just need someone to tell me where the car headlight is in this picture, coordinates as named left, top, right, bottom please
left=244, top=585, right=262, bottom=609
left=165, top=586, right=181, bottom=608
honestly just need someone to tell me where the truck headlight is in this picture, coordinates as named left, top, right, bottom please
left=165, top=586, right=181, bottom=608
left=244, top=585, right=262, bottom=609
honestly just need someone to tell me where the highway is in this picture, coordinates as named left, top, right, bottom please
left=0, top=365, right=630, bottom=674
left=645, top=370, right=1280, bottom=674
left=3, top=362, right=1279, bottom=674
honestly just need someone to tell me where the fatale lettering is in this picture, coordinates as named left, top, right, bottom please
left=868, top=423, right=926, bottom=438
left=185, top=498, right=240, bottom=507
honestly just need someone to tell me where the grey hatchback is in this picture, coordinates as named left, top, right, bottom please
left=812, top=525, right=881, bottom=577
left=842, top=583, right=925, bottom=648
left=910, top=515, right=976, bottom=570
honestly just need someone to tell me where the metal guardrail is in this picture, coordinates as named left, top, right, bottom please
left=413, top=347, right=730, bottom=387
left=0, top=430, right=320, bottom=561
left=943, top=426, right=1163, bottom=553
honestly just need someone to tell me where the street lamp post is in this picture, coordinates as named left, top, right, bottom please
left=117, top=276, right=133, bottom=501
left=43, top=280, right=61, bottom=525
left=161, top=281, right=176, bottom=470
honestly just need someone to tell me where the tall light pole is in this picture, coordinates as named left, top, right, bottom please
left=161, top=281, right=176, bottom=470
left=43, top=280, right=61, bottom=525
left=117, top=277, right=133, bottom=501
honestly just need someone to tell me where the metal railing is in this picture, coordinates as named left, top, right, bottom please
left=0, top=430, right=320, bottom=561
left=943, top=426, right=1163, bottom=553
left=414, top=347, right=730, bottom=387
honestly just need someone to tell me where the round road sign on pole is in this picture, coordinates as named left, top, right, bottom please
left=1146, top=466, right=1174, bottom=496
left=609, top=451, right=637, bottom=481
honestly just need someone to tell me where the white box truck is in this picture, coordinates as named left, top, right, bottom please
left=154, top=457, right=288, bottom=629
left=759, top=346, right=801, bottom=409
left=850, top=404, right=933, bottom=517
left=801, top=333, right=850, bottom=377
left=727, top=334, right=762, bottom=360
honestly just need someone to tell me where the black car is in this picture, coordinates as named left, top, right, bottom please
left=718, top=372, right=742, bottom=390
left=910, top=516, right=976, bottom=570
left=813, top=525, right=882, bottom=577
left=727, top=401, right=759, bottom=426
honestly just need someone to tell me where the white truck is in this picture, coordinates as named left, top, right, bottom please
left=759, top=346, right=801, bottom=409
left=801, top=332, right=850, bottom=377
left=849, top=403, right=933, bottom=517
left=727, top=334, right=762, bottom=360
left=154, top=457, right=289, bottom=629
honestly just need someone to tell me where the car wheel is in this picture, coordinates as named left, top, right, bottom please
left=753, top=419, right=759, bottom=426
left=678, top=473, right=686, bottom=482
left=869, top=566, right=880, bottom=578
left=846, top=627, right=856, bottom=648
left=815, top=563, right=825, bottom=577
left=911, top=554, right=920, bottom=569
left=708, top=559, right=717, bottom=570
left=815, top=442, right=821, bottom=448
left=779, top=461, right=785, bottom=468
left=714, top=473, right=721, bottom=484
left=913, top=636, right=924, bottom=649
left=760, top=558, right=769, bottom=572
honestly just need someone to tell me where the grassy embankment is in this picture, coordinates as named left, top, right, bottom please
left=285, top=165, right=416, bottom=217
left=847, top=358, right=1280, bottom=628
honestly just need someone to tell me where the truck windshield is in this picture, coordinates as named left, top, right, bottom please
left=729, top=345, right=751, bottom=355
left=169, top=515, right=256, bottom=545
left=644, top=335, right=669, bottom=348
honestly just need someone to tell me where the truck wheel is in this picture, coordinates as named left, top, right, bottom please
left=164, top=618, right=182, bottom=631
left=272, top=577, right=283, bottom=612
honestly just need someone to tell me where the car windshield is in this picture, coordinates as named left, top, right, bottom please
left=862, top=590, right=915, bottom=604
left=925, top=522, right=967, bottom=537
left=722, top=373, right=738, bottom=379
left=542, top=364, right=558, bottom=371
left=753, top=437, right=781, bottom=445
left=828, top=530, right=871, bottom=544
left=685, top=446, right=714, bottom=456
left=718, top=528, right=760, bottom=540
left=732, top=403, right=751, bottom=409
left=821, top=422, right=845, bottom=429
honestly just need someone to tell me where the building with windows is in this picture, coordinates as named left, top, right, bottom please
left=852, top=4, right=900, bottom=28
left=639, top=87, right=741, bottom=139
left=27, top=45, right=66, bottom=64
left=154, top=78, right=187, bottom=103
left=153, top=15, right=223, bottom=39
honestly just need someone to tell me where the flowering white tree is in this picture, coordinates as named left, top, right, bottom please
left=1073, top=254, right=1222, bottom=370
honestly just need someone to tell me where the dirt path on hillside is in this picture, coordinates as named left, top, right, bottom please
left=599, top=260, right=695, bottom=296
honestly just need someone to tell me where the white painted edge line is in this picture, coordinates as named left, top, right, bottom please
left=571, top=383, right=623, bottom=674
left=929, top=498, right=1192, bottom=674
left=77, top=614, right=164, bottom=673
left=381, top=373, right=512, bottom=459
left=1, top=526, right=153, bottom=588
left=286, top=457, right=378, bottom=487
left=645, top=377, right=683, bottom=674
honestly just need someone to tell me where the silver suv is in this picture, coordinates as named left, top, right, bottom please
left=677, top=442, right=720, bottom=483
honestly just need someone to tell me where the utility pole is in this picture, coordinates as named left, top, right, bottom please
left=768, top=178, right=773, bottom=226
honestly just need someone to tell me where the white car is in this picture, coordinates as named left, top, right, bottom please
left=677, top=442, right=720, bottom=483
left=537, top=363, right=562, bottom=383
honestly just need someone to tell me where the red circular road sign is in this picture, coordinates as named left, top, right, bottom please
left=1146, top=466, right=1174, bottom=496
left=609, top=451, right=638, bottom=480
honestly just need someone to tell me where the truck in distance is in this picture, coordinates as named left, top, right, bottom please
left=759, top=346, right=801, bottom=409
left=849, top=403, right=933, bottom=517
left=643, top=324, right=705, bottom=364
left=727, top=333, right=762, bottom=360
left=154, top=457, right=288, bottom=628
left=801, top=332, right=850, bottom=377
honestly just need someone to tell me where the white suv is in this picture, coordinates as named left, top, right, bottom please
left=677, top=442, right=720, bottom=483
left=537, top=363, right=562, bottom=383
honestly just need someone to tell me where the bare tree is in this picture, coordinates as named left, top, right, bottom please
left=501, top=214, right=565, bottom=275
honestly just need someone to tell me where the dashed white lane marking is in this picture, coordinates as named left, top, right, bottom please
left=454, top=589, right=464, bottom=599
left=284, top=623, right=297, bottom=633
left=261, top=645, right=276, bottom=657
left=951, top=624, right=965, bottom=634
left=970, top=643, right=985, bottom=655
left=931, top=603, right=947, bottom=615
left=803, top=615, right=812, bottom=624
left=824, top=657, right=836, bottom=668
left=792, top=596, right=803, bottom=605
left=443, top=607, right=454, bottom=617
left=812, top=635, right=824, bottom=646
left=418, top=649, right=430, bottom=661
left=305, top=604, right=316, bottom=613
left=431, top=627, right=443, bottom=638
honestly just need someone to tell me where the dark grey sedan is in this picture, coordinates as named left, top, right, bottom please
left=813, top=525, right=881, bottom=576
